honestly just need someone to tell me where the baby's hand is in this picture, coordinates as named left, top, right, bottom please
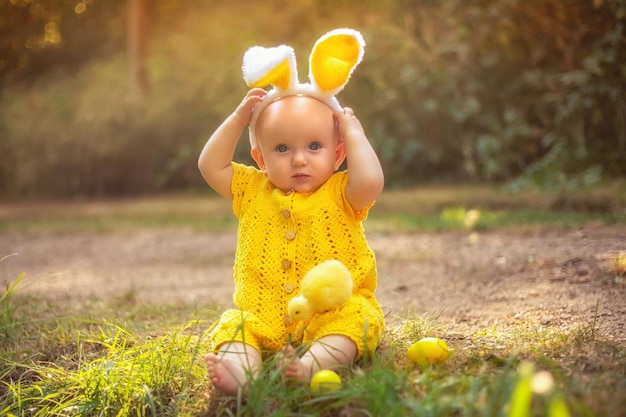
left=233, top=88, right=267, bottom=126
left=335, top=107, right=365, bottom=139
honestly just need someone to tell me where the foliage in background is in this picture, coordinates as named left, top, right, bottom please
left=0, top=0, right=625, bottom=198
left=359, top=0, right=626, bottom=188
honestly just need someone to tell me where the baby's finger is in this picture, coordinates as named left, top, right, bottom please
left=342, top=107, right=355, bottom=117
left=249, top=88, right=268, bottom=97
left=242, top=90, right=266, bottom=107
left=334, top=109, right=355, bottom=123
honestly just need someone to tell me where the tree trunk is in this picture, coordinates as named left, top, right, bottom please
left=128, top=0, right=149, bottom=97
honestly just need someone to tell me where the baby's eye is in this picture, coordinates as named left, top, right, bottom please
left=276, top=144, right=288, bottom=152
left=309, top=142, right=321, bottom=151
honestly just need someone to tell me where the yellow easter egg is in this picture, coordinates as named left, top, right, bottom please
left=310, top=369, right=342, bottom=392
left=407, top=337, right=449, bottom=366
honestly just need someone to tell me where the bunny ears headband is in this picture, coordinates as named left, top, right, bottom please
left=242, top=28, right=366, bottom=147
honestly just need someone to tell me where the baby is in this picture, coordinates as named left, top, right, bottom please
left=198, top=29, right=385, bottom=396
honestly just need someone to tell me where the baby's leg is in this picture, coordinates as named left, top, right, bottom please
left=280, top=335, right=357, bottom=383
left=205, top=342, right=261, bottom=396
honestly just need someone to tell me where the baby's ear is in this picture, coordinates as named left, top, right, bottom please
left=242, top=45, right=297, bottom=92
left=308, top=29, right=365, bottom=97
left=250, top=147, right=266, bottom=171
left=334, top=141, right=346, bottom=171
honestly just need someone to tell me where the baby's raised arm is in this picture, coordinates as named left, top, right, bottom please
left=336, top=107, right=384, bottom=211
left=198, top=88, right=267, bottom=199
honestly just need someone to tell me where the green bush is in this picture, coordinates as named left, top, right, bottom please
left=355, top=0, right=626, bottom=187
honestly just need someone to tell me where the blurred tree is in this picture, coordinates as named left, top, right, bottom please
left=128, top=0, right=150, bottom=97
left=0, top=0, right=126, bottom=86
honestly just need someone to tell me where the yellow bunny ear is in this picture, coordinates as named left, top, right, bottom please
left=242, top=45, right=297, bottom=91
left=309, top=28, right=365, bottom=96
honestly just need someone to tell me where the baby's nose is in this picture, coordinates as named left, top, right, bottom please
left=292, top=151, right=307, bottom=166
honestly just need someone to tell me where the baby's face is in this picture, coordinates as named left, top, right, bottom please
left=252, top=96, right=345, bottom=193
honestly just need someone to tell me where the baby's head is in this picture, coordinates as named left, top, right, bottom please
left=241, top=28, right=365, bottom=192
left=250, top=95, right=345, bottom=194
left=247, top=85, right=341, bottom=150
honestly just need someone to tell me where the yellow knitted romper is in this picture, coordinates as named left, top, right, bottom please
left=209, top=162, right=384, bottom=357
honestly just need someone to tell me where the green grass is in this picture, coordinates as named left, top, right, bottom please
left=1, top=183, right=625, bottom=234
left=0, top=195, right=238, bottom=234
left=1, top=279, right=219, bottom=417
left=367, top=182, right=626, bottom=234
left=369, top=207, right=623, bottom=234
left=0, top=214, right=238, bottom=234
left=1, top=280, right=625, bottom=417
left=5, top=208, right=619, bottom=235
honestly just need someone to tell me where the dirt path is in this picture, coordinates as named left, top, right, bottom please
left=1, top=225, right=625, bottom=344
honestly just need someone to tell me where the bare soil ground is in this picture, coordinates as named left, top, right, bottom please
left=1, top=223, right=625, bottom=345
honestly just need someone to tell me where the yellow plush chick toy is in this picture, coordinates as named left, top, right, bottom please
left=288, top=259, right=354, bottom=322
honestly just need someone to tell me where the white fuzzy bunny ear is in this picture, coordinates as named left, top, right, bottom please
left=242, top=45, right=297, bottom=91
left=308, top=28, right=365, bottom=97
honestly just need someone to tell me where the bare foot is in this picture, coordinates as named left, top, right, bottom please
left=279, top=345, right=311, bottom=383
left=205, top=353, right=250, bottom=396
